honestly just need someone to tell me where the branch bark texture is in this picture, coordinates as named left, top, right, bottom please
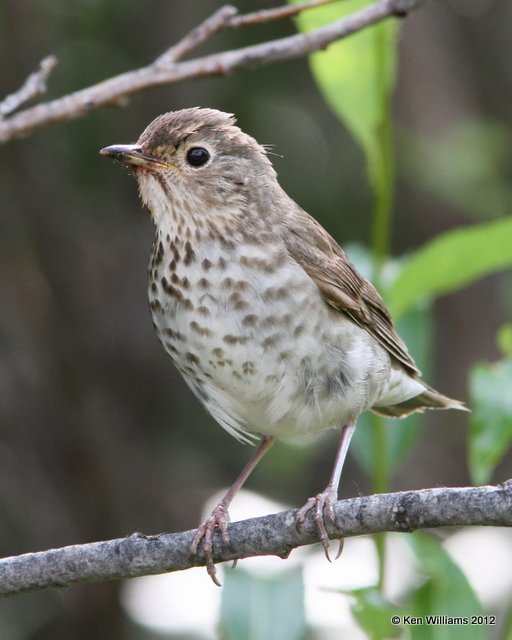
left=0, top=0, right=423, bottom=144
left=1, top=482, right=510, bottom=598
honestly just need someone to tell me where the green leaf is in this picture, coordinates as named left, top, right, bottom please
left=408, top=534, right=485, bottom=640
left=291, top=0, right=400, bottom=268
left=292, top=0, right=398, bottom=164
left=349, top=587, right=402, bottom=639
left=388, top=217, right=512, bottom=319
left=220, top=566, right=306, bottom=640
left=497, top=323, right=512, bottom=358
left=469, top=357, right=512, bottom=485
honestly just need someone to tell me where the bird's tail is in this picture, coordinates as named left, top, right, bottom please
left=372, top=385, right=469, bottom=418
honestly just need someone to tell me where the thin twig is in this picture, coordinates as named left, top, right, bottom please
left=0, top=0, right=423, bottom=144
left=153, top=0, right=340, bottom=66
left=0, top=55, right=58, bottom=118
left=156, top=5, right=238, bottom=66
left=0, top=482, right=510, bottom=597
left=226, top=0, right=337, bottom=28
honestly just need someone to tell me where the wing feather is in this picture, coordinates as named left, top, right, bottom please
left=281, top=205, right=420, bottom=377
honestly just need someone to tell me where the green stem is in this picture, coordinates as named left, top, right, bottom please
left=499, top=599, right=512, bottom=640
left=370, top=101, right=394, bottom=286
left=371, top=414, right=389, bottom=495
left=369, top=22, right=396, bottom=591
left=371, top=413, right=389, bottom=590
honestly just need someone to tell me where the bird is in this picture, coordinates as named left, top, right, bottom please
left=100, top=107, right=466, bottom=585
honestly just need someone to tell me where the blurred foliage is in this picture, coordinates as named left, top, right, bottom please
left=497, top=323, right=512, bottom=358
left=349, top=586, right=403, bottom=639
left=469, top=325, right=512, bottom=485
left=406, top=534, right=485, bottom=640
left=221, top=566, right=306, bottom=640
left=388, top=217, right=512, bottom=319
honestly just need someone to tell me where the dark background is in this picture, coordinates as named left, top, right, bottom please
left=0, top=0, right=510, bottom=637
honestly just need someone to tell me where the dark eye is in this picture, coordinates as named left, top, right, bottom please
left=186, top=147, right=210, bottom=167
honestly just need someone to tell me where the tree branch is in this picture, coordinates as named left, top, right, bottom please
left=155, top=5, right=239, bottom=66
left=0, top=55, right=58, bottom=118
left=226, top=0, right=337, bottom=28
left=1, top=482, right=510, bottom=598
left=0, top=0, right=423, bottom=144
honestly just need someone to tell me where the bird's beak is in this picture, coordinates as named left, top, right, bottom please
left=100, top=144, right=166, bottom=169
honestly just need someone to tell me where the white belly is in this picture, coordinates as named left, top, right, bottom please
left=149, top=233, right=400, bottom=442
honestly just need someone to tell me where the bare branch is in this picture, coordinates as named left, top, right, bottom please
left=0, top=56, right=58, bottom=118
left=226, top=0, right=337, bottom=28
left=155, top=1, right=342, bottom=64
left=0, top=482, right=510, bottom=598
left=0, top=0, right=424, bottom=144
left=156, top=5, right=238, bottom=66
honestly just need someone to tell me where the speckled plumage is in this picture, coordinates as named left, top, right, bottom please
left=101, top=107, right=466, bottom=583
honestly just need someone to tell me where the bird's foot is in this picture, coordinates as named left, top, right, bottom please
left=190, top=503, right=230, bottom=587
left=295, top=487, right=344, bottom=561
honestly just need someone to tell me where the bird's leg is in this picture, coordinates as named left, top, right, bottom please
left=296, top=420, right=356, bottom=560
left=190, top=436, right=274, bottom=586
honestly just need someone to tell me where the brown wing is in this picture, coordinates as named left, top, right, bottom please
left=281, top=205, right=420, bottom=377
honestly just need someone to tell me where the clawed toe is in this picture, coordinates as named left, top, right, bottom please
left=190, top=504, right=230, bottom=587
left=296, top=488, right=343, bottom=561
left=188, top=438, right=275, bottom=585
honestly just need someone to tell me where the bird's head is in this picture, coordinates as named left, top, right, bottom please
left=101, top=107, right=277, bottom=228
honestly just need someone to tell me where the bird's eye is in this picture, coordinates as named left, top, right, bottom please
left=186, top=147, right=210, bottom=167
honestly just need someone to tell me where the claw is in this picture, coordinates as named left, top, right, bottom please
left=296, top=487, right=344, bottom=561
left=335, top=538, right=344, bottom=560
left=188, top=438, right=276, bottom=585
left=190, top=503, right=230, bottom=587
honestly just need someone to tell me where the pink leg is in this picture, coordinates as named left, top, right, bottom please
left=191, top=436, right=274, bottom=586
left=296, top=421, right=356, bottom=560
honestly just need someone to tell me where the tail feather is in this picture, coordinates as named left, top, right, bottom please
left=372, top=385, right=469, bottom=419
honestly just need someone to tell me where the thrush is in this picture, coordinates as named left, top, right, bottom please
left=101, top=107, right=466, bottom=585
